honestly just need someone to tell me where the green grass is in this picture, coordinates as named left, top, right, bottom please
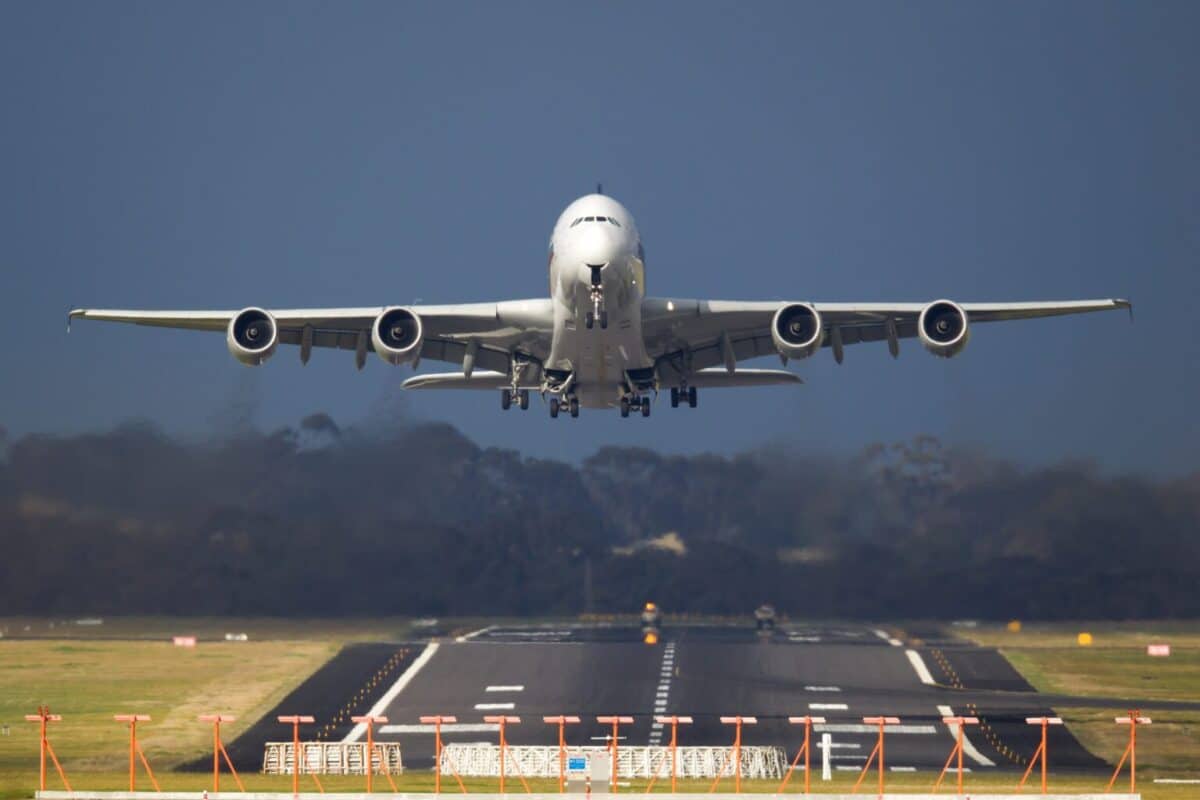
left=958, top=621, right=1200, bottom=775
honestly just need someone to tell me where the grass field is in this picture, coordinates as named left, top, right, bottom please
left=2, top=617, right=1199, bottom=799
left=959, top=621, right=1200, bottom=776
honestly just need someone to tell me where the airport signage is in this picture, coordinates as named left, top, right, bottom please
left=171, top=636, right=196, bottom=648
left=1147, top=643, right=1171, bottom=657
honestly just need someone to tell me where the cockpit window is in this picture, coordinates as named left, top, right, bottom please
left=570, top=218, right=582, bottom=227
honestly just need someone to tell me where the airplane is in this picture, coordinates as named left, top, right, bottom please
left=69, top=191, right=1130, bottom=418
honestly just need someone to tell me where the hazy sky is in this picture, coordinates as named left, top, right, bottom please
left=2, top=2, right=1197, bottom=473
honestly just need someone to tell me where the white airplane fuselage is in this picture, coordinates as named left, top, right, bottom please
left=546, top=194, right=651, bottom=408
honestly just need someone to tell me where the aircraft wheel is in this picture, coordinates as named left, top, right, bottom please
left=600, top=310, right=608, bottom=329
left=518, top=389, right=529, bottom=410
left=620, top=397, right=630, bottom=418
left=500, top=389, right=512, bottom=410
left=569, top=396, right=580, bottom=417
left=585, top=312, right=594, bottom=329
left=688, top=386, right=698, bottom=408
left=549, top=398, right=560, bottom=418
left=670, top=387, right=679, bottom=408
left=641, top=396, right=651, bottom=417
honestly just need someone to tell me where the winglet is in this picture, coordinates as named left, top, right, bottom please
left=67, top=308, right=84, bottom=332
left=1117, top=298, right=1133, bottom=322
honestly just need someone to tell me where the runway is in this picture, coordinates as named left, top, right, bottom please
left=340, top=622, right=1155, bottom=773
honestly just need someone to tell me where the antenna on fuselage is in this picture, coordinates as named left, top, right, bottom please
left=596, top=182, right=603, bottom=195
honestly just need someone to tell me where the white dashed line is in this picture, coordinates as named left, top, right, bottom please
left=455, top=625, right=496, bottom=642
left=890, top=766, right=917, bottom=772
left=805, top=685, right=842, bottom=692
left=485, top=685, right=524, bottom=692
left=815, top=723, right=936, bottom=735
left=809, top=703, right=848, bottom=710
left=474, top=702, right=515, bottom=710
left=380, top=723, right=499, bottom=734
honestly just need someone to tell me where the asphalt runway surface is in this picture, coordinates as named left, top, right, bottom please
left=332, top=621, right=1200, bottom=774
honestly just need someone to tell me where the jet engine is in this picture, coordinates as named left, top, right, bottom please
left=372, top=307, right=424, bottom=365
left=918, top=300, right=970, bottom=358
left=771, top=303, right=824, bottom=360
left=226, top=307, right=278, bottom=366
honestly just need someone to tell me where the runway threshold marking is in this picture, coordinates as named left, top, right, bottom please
left=937, top=704, right=996, bottom=767
left=343, top=642, right=440, bottom=743
left=905, top=649, right=936, bottom=685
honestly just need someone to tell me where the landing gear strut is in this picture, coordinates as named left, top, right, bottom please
left=585, top=265, right=608, bottom=329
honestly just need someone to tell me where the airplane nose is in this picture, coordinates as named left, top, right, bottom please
left=576, top=225, right=621, bottom=267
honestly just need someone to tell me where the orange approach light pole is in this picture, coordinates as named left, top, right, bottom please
left=542, top=715, right=581, bottom=792
left=1018, top=717, right=1062, bottom=794
left=1107, top=712, right=1151, bottom=794
left=114, top=715, right=160, bottom=792
left=278, top=715, right=323, bottom=797
left=24, top=706, right=71, bottom=792
left=778, top=715, right=825, bottom=795
left=420, top=715, right=461, bottom=794
left=351, top=715, right=397, bottom=793
left=933, top=716, right=979, bottom=795
left=597, top=716, right=633, bottom=793
left=483, top=714, right=528, bottom=794
left=649, top=715, right=693, bottom=793
left=711, top=716, right=757, bottom=793
left=198, top=714, right=244, bottom=792
left=852, top=716, right=900, bottom=799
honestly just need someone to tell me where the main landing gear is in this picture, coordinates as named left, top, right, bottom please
left=500, top=389, right=530, bottom=411
left=620, top=395, right=652, bottom=418
left=669, top=386, right=698, bottom=408
left=549, top=396, right=580, bottom=419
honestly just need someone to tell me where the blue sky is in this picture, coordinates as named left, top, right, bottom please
left=2, top=2, right=1197, bottom=473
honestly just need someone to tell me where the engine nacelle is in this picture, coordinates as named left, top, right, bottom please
left=226, top=307, right=278, bottom=366
left=771, top=303, right=824, bottom=360
left=918, top=299, right=970, bottom=358
left=372, top=307, right=423, bottom=365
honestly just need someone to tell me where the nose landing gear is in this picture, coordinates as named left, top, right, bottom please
left=585, top=264, right=608, bottom=330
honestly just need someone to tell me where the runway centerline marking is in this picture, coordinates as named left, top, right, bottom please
left=905, top=649, right=936, bottom=685
left=474, top=702, right=515, bottom=710
left=648, top=640, right=677, bottom=746
left=805, top=685, right=842, bottom=692
left=485, top=685, right=525, bottom=692
left=343, top=642, right=439, bottom=743
left=937, top=704, right=996, bottom=767
left=809, top=703, right=848, bottom=710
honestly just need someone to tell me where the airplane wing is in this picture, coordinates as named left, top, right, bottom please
left=68, top=301, right=555, bottom=374
left=642, top=298, right=1131, bottom=383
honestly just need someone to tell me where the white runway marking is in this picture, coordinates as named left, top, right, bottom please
left=485, top=685, right=524, bottom=692
left=809, top=703, right=848, bottom=710
left=872, top=628, right=903, bottom=647
left=455, top=625, right=496, bottom=642
left=937, top=704, right=996, bottom=767
left=343, top=642, right=439, bottom=743
left=890, top=766, right=917, bottom=772
left=815, top=723, right=936, bottom=735
left=905, top=649, right=936, bottom=685
left=648, top=640, right=677, bottom=746
left=805, top=685, right=842, bottom=692
left=380, top=723, right=499, bottom=734
left=474, top=702, right=515, bottom=710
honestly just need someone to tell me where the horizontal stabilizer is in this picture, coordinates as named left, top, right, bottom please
left=403, top=371, right=520, bottom=391
left=688, top=368, right=802, bottom=388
